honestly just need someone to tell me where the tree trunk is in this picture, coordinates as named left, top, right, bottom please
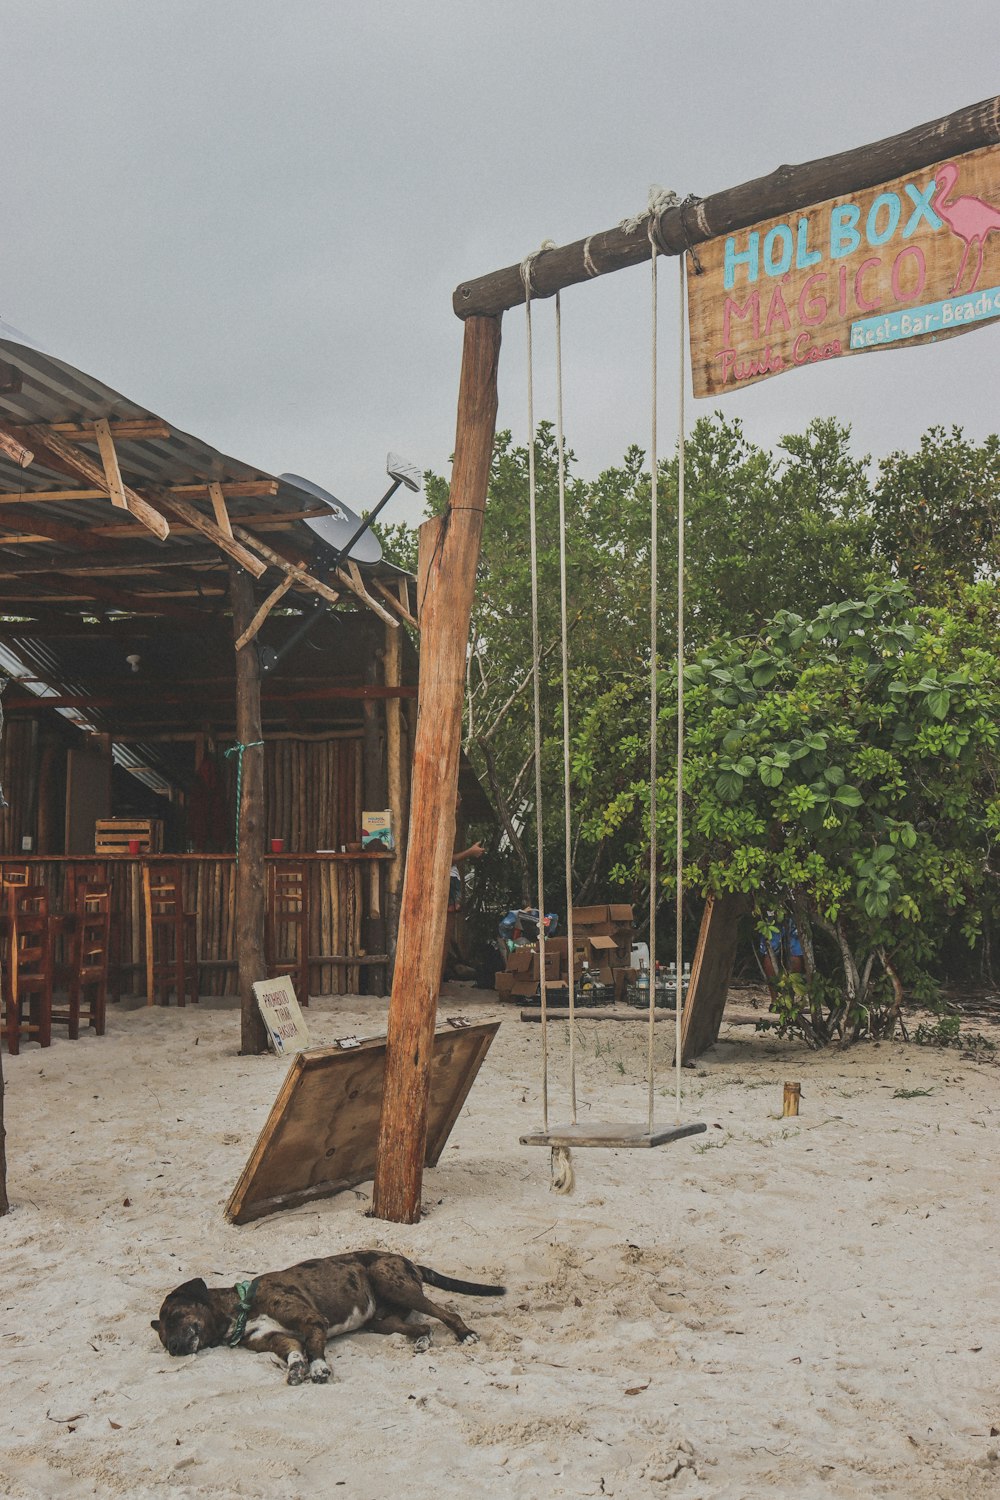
left=229, top=561, right=269, bottom=1056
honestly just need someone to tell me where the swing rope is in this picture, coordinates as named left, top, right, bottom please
left=675, top=252, right=688, bottom=1123
left=521, top=245, right=551, bottom=1134
left=553, top=285, right=578, bottom=1125
left=520, top=214, right=692, bottom=1174
left=647, top=224, right=660, bottom=1133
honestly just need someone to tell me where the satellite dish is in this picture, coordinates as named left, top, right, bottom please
left=281, top=473, right=383, bottom=566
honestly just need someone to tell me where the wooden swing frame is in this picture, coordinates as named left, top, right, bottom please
left=371, top=96, right=1000, bottom=1222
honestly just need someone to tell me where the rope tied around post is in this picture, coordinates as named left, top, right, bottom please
left=224, top=740, right=264, bottom=860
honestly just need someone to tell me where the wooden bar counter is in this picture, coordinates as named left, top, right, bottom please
left=0, top=853, right=393, bottom=1000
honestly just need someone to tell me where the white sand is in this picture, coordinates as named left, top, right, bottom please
left=1, top=986, right=998, bottom=1500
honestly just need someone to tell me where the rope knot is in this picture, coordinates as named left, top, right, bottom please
left=224, top=740, right=265, bottom=860
left=520, top=238, right=558, bottom=300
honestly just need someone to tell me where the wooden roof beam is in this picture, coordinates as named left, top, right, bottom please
left=0, top=429, right=34, bottom=469
left=228, top=524, right=341, bottom=606
left=23, top=423, right=170, bottom=540
left=93, top=419, right=130, bottom=511
left=0, top=480, right=282, bottom=505
left=0, top=511, right=107, bottom=553
left=46, top=419, right=172, bottom=442
left=337, top=559, right=399, bottom=629
left=154, top=492, right=266, bottom=578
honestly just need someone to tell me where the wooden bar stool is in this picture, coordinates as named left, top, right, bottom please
left=142, top=862, right=198, bottom=1006
left=65, top=861, right=123, bottom=1004
left=52, top=883, right=111, bottom=1039
left=265, top=861, right=310, bottom=1007
left=2, top=884, right=54, bottom=1054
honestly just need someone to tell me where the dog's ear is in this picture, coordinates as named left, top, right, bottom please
left=150, top=1319, right=161, bottom=1332
left=168, top=1277, right=211, bottom=1304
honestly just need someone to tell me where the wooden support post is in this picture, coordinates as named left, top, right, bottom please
left=0, top=1054, right=7, bottom=1216
left=372, top=314, right=501, bottom=1223
left=383, top=607, right=404, bottom=973
left=229, top=562, right=269, bottom=1055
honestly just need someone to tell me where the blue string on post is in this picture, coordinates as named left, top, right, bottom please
left=224, top=741, right=264, bottom=860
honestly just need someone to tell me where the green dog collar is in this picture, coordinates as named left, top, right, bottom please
left=228, top=1278, right=259, bottom=1346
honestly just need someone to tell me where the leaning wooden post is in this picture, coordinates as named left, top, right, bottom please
left=372, top=314, right=501, bottom=1223
left=229, top=561, right=269, bottom=1056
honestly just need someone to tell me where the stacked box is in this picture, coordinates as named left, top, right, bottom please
left=494, top=903, right=635, bottom=1000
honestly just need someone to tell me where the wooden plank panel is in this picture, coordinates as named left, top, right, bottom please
left=520, top=1122, right=707, bottom=1148
left=679, top=894, right=746, bottom=1062
left=225, top=1020, right=500, bottom=1224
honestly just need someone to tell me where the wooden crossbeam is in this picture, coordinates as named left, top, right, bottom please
left=93, top=419, right=130, bottom=511
left=24, top=424, right=170, bottom=540
left=0, top=512, right=106, bottom=553
left=0, top=480, right=282, bottom=505
left=47, top=419, right=172, bottom=442
left=338, top=559, right=398, bottom=628
left=208, top=480, right=235, bottom=538
left=454, top=95, right=1000, bottom=318
left=27, top=573, right=219, bottom=623
left=371, top=575, right=419, bottom=629
left=235, top=574, right=295, bottom=650
left=155, top=492, right=266, bottom=577
left=229, top=524, right=341, bottom=606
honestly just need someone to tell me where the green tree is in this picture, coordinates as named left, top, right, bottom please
left=673, top=581, right=998, bottom=1040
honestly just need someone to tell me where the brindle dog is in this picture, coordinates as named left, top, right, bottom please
left=152, top=1249, right=505, bottom=1384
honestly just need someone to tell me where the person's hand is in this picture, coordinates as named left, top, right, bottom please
left=467, top=841, right=485, bottom=860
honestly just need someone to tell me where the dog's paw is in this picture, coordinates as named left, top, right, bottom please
left=460, top=1332, right=479, bottom=1346
left=412, top=1334, right=431, bottom=1354
left=309, top=1359, right=332, bottom=1384
left=286, top=1353, right=308, bottom=1386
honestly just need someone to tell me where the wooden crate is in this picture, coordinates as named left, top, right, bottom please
left=95, top=818, right=163, bottom=855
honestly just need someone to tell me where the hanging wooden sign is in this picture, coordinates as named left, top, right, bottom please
left=687, top=142, right=1000, bottom=397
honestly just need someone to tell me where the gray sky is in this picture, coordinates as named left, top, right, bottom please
left=4, top=0, right=999, bottom=529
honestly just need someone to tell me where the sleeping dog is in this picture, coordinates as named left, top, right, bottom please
left=152, top=1249, right=505, bottom=1384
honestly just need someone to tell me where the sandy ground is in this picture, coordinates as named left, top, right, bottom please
left=1, top=984, right=998, bottom=1500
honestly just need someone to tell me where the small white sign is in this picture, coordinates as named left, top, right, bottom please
left=253, top=975, right=310, bottom=1056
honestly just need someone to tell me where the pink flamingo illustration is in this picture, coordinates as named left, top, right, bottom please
left=932, top=161, right=1000, bottom=293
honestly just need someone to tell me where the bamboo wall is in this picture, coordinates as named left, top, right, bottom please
left=0, top=854, right=389, bottom=1000
left=0, top=718, right=38, bottom=855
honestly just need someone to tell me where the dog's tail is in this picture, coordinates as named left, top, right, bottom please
left=416, top=1265, right=506, bottom=1298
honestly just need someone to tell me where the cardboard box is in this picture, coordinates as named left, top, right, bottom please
left=585, top=933, right=618, bottom=983
left=495, top=971, right=515, bottom=997
left=511, top=977, right=538, bottom=998
left=571, top=904, right=611, bottom=928
left=361, top=810, right=394, bottom=851
left=506, top=946, right=535, bottom=975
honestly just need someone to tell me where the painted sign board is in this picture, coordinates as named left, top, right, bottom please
left=253, top=974, right=310, bottom=1056
left=687, top=143, right=1000, bottom=397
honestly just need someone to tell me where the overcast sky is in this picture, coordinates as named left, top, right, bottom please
left=4, top=0, right=999, bottom=529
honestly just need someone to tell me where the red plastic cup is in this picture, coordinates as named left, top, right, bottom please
left=270, top=838, right=284, bottom=854
left=128, top=838, right=142, bottom=855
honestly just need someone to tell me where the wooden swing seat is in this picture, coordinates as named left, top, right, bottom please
left=520, top=1120, right=706, bottom=1149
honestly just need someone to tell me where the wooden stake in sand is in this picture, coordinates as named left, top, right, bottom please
left=783, top=1082, right=802, bottom=1117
